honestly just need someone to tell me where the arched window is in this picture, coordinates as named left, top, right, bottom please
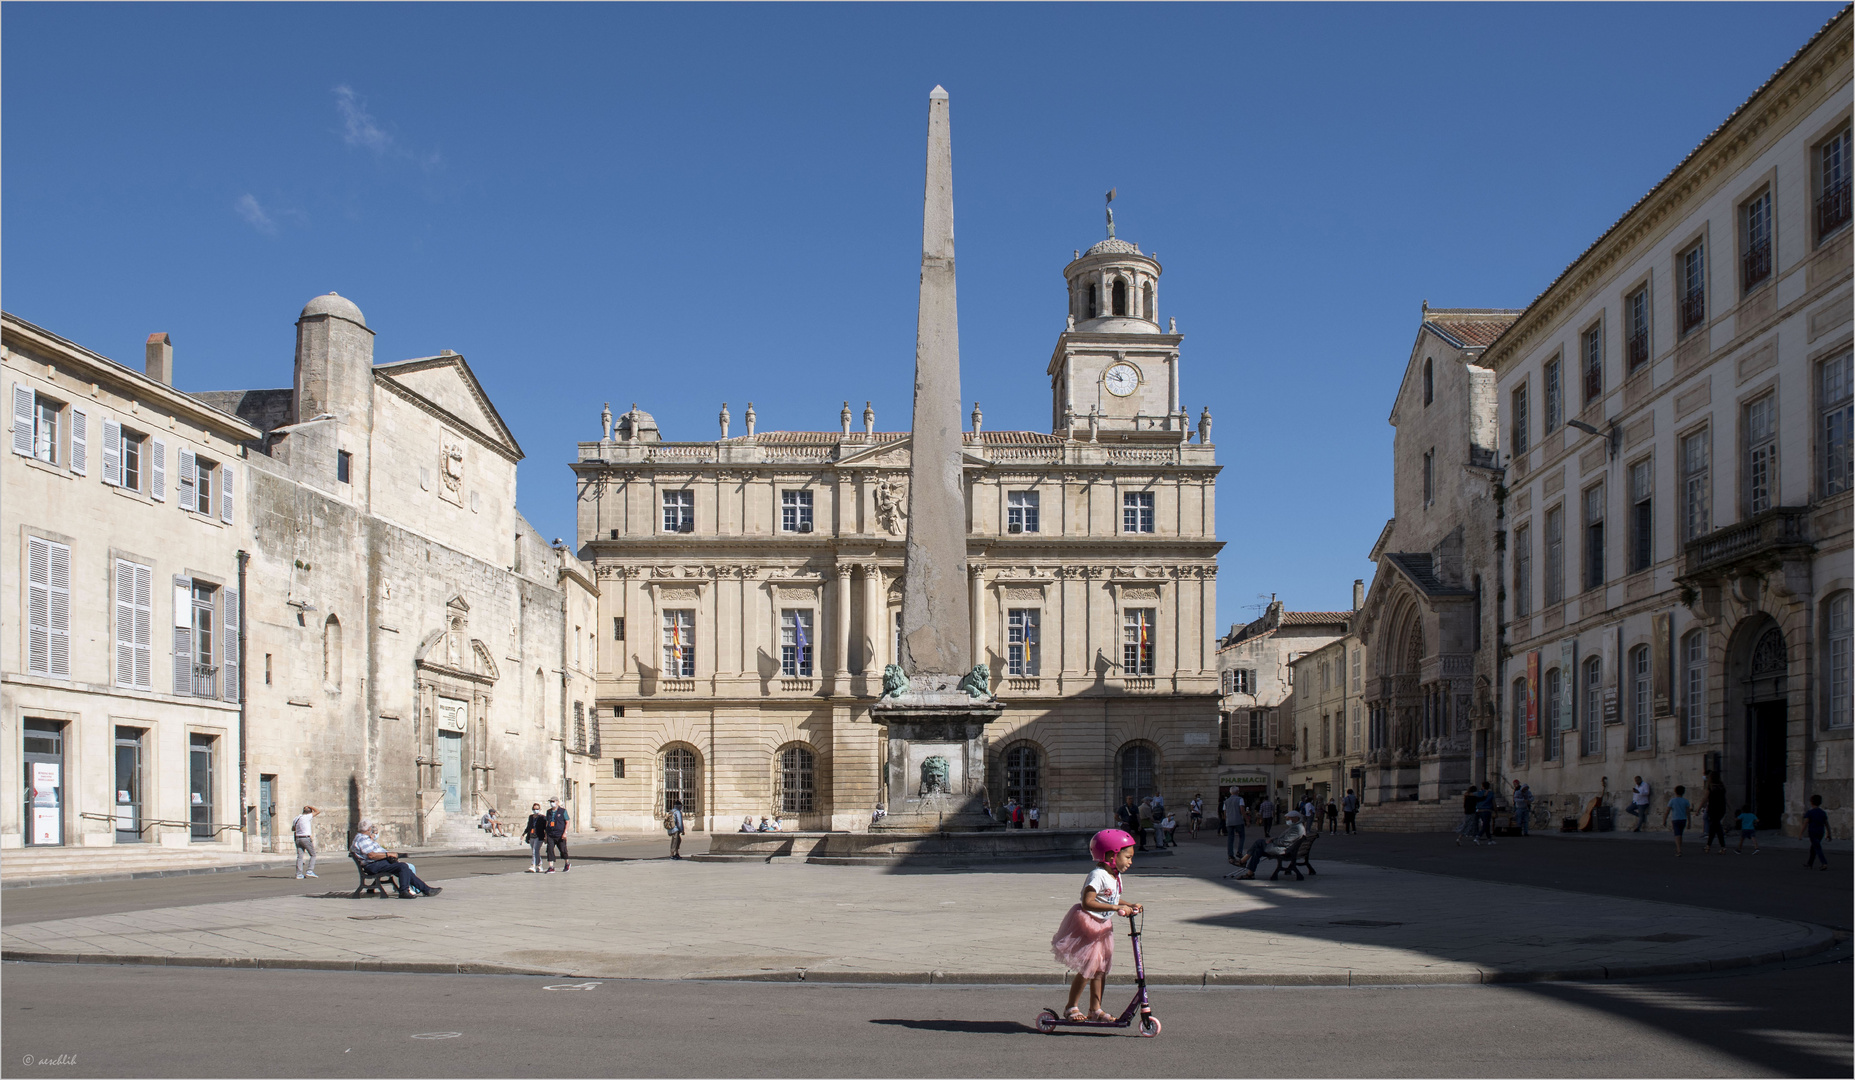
left=1825, top=592, right=1851, bottom=730
left=1423, top=358, right=1434, bottom=406
left=1086, top=284, right=1099, bottom=320
left=1142, top=283, right=1155, bottom=323
left=1581, top=656, right=1603, bottom=756
left=1118, top=743, right=1155, bottom=805
left=1003, top=743, right=1041, bottom=810
left=1751, top=627, right=1787, bottom=677
left=1682, top=630, right=1707, bottom=742
left=1628, top=644, right=1652, bottom=750
left=1111, top=278, right=1128, bottom=317
left=323, top=615, right=342, bottom=691
left=533, top=667, right=545, bottom=729
left=1544, top=667, right=1562, bottom=761
left=1512, top=677, right=1529, bottom=766
left=777, top=745, right=815, bottom=814
left=662, top=746, right=700, bottom=816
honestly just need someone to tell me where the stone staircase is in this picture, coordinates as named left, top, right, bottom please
left=1, top=844, right=294, bottom=886
left=1354, top=801, right=1466, bottom=833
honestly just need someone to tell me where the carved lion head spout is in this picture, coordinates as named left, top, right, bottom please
left=881, top=664, right=910, bottom=699
left=958, top=663, right=992, bottom=700
left=919, top=755, right=951, bottom=796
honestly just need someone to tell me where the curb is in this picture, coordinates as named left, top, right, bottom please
left=5, top=926, right=1834, bottom=985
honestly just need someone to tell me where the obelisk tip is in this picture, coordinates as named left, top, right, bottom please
left=929, top=85, right=948, bottom=100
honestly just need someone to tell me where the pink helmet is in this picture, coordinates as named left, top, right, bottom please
left=1089, top=829, right=1137, bottom=864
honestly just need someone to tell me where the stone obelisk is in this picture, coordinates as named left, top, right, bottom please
left=899, top=85, right=971, bottom=676
left=872, top=86, right=1003, bottom=832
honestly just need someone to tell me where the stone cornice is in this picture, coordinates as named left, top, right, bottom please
left=1483, top=9, right=1852, bottom=373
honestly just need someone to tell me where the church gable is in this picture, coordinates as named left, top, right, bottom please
left=376, top=355, right=522, bottom=460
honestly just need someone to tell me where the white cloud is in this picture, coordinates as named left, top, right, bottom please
left=334, top=85, right=392, bottom=155
left=234, top=193, right=277, bottom=236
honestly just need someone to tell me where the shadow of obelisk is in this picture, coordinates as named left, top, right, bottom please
left=870, top=86, right=1005, bottom=832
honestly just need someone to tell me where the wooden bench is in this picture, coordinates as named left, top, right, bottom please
left=349, top=852, right=400, bottom=899
left=1269, top=834, right=1318, bottom=881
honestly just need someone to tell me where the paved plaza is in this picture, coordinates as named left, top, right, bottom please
left=2, top=834, right=1834, bottom=985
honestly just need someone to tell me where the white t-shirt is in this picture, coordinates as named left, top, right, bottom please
left=1027, top=807, right=1038, bottom=821
left=1082, top=867, right=1122, bottom=924
left=292, top=813, right=315, bottom=839
left=1632, top=783, right=1651, bottom=806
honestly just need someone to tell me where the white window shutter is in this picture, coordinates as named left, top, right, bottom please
left=47, top=540, right=70, bottom=678
left=178, top=448, right=196, bottom=511
left=173, top=575, right=193, bottom=696
left=1267, top=709, right=1280, bottom=748
left=69, top=408, right=87, bottom=475
left=133, top=563, right=152, bottom=690
left=220, top=463, right=234, bottom=523
left=102, top=418, right=121, bottom=486
left=223, top=587, right=240, bottom=702
left=150, top=438, right=166, bottom=501
left=116, top=560, right=137, bottom=687
left=26, top=537, right=50, bottom=674
left=12, top=383, right=33, bottom=456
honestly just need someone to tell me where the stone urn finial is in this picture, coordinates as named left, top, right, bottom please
left=863, top=400, right=875, bottom=436
left=719, top=402, right=730, bottom=439
left=841, top=400, right=853, bottom=436
left=601, top=402, right=612, bottom=441
left=1199, top=406, right=1213, bottom=445
left=970, top=401, right=982, bottom=435
left=744, top=402, right=756, bottom=438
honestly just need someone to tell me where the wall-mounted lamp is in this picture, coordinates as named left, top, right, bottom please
left=1564, top=418, right=1621, bottom=461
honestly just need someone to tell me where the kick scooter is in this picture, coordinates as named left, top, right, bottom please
left=1035, top=910, right=1160, bottom=1037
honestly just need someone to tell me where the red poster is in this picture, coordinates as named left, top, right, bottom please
left=1525, top=651, right=1540, bottom=738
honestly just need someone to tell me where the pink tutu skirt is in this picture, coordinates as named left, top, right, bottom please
left=1050, top=904, right=1115, bottom=978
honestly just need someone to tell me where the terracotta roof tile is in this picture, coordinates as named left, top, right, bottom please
left=1280, top=611, right=1353, bottom=626
left=1423, top=310, right=1522, bottom=349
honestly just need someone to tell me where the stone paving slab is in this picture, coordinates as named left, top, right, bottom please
left=1, top=854, right=1833, bottom=986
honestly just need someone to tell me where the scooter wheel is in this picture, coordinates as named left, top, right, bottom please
left=1139, top=1015, right=1161, bottom=1038
left=1035, top=1009, right=1058, bottom=1034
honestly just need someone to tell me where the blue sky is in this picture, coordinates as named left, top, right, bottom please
left=4, top=2, right=1842, bottom=632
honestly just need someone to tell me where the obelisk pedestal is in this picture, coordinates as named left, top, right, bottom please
left=869, top=85, right=1005, bottom=832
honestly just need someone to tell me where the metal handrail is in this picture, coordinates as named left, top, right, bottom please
left=78, top=812, right=246, bottom=836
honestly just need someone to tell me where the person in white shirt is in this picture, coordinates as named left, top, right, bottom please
left=291, top=805, right=320, bottom=879
left=1027, top=805, right=1039, bottom=829
left=1627, top=776, right=1652, bottom=832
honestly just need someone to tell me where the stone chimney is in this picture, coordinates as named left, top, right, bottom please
left=145, top=333, right=173, bottom=385
left=1353, top=579, right=1365, bottom=611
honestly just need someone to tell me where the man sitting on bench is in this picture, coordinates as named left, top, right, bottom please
left=351, top=821, right=441, bottom=899
left=1228, top=809, right=1308, bottom=880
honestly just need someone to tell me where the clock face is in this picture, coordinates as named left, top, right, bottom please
left=1104, top=363, right=1140, bottom=397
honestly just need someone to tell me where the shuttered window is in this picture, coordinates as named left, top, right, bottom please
left=115, top=559, right=153, bottom=690
left=223, top=586, right=239, bottom=702
left=27, top=537, right=72, bottom=679
left=149, top=438, right=166, bottom=501
left=11, top=383, right=33, bottom=456
left=220, top=464, right=234, bottom=523
left=69, top=408, right=87, bottom=476
left=178, top=448, right=197, bottom=513
left=173, top=576, right=193, bottom=695
left=103, top=418, right=122, bottom=486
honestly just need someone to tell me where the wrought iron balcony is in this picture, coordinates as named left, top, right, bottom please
left=1818, top=180, right=1852, bottom=239
left=1678, top=291, right=1707, bottom=336
left=1626, top=328, right=1649, bottom=371
left=1741, top=239, right=1772, bottom=291
left=1681, top=506, right=1813, bottom=580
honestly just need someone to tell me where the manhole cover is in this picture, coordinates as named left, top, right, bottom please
left=1329, top=919, right=1402, bottom=927
left=348, top=914, right=402, bottom=921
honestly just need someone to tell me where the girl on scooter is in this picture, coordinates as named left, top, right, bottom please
left=1050, top=829, right=1142, bottom=1021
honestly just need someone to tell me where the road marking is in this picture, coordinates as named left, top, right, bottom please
left=410, top=1032, right=462, bottom=1040
left=543, top=982, right=602, bottom=991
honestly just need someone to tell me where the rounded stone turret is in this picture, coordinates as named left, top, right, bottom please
left=1063, top=234, right=1162, bottom=334
left=299, top=291, right=367, bottom=327
left=293, top=291, right=376, bottom=430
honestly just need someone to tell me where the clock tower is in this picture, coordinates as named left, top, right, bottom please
left=1047, top=209, right=1186, bottom=440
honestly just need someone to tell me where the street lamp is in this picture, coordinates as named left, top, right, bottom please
left=1564, top=418, right=1621, bottom=460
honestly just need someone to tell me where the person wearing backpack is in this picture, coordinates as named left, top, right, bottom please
left=543, top=797, right=571, bottom=873
left=665, top=804, right=686, bottom=860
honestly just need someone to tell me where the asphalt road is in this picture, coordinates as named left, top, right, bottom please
left=4, top=949, right=1849, bottom=1078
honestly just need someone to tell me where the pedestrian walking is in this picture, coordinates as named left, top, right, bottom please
left=666, top=804, right=686, bottom=859
left=1804, top=794, right=1832, bottom=870
left=1700, top=771, right=1730, bottom=854
left=1050, top=830, right=1142, bottom=1022
left=1324, top=799, right=1339, bottom=834
left=1734, top=806, right=1761, bottom=854
left=1258, top=796, right=1276, bottom=839
left=543, top=797, right=571, bottom=872
left=1510, top=780, right=1533, bottom=837
left=1188, top=794, right=1204, bottom=839
left=1626, top=775, right=1652, bottom=832
left=1341, top=789, right=1359, bottom=834
left=291, top=805, right=320, bottom=879
left=1662, top=785, right=1691, bottom=857
left=1301, top=797, right=1316, bottom=827
left=1455, top=784, right=1481, bottom=846
left=1224, top=790, right=1247, bottom=865
left=1475, top=782, right=1497, bottom=845
left=521, top=803, right=547, bottom=871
